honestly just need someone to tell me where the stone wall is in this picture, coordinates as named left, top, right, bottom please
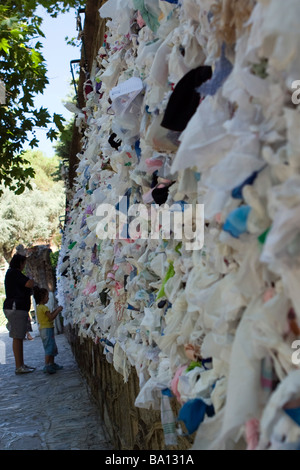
left=66, top=325, right=193, bottom=450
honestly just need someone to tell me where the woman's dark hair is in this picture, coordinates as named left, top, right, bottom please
left=9, top=254, right=27, bottom=269
left=33, top=286, right=48, bottom=304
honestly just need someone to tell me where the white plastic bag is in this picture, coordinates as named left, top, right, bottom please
left=171, top=94, right=235, bottom=174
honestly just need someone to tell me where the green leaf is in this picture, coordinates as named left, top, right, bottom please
left=30, top=48, right=42, bottom=67
left=53, top=113, right=65, bottom=132
left=15, top=186, right=25, bottom=195
left=46, top=127, right=58, bottom=142
left=0, top=38, right=10, bottom=54
left=29, top=137, right=39, bottom=148
left=34, top=107, right=51, bottom=127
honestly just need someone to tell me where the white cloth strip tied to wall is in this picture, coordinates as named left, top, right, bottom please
left=56, top=0, right=300, bottom=450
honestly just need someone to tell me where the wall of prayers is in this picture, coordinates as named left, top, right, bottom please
left=58, top=0, right=300, bottom=450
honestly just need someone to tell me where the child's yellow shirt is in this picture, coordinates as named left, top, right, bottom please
left=36, top=304, right=53, bottom=328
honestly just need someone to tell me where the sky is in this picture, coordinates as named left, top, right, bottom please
left=23, top=6, right=82, bottom=158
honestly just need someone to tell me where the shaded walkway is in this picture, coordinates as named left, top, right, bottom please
left=0, top=323, right=113, bottom=450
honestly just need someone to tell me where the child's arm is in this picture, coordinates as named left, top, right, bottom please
left=45, top=306, right=63, bottom=321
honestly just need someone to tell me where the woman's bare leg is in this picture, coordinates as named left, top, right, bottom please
left=12, top=338, right=23, bottom=369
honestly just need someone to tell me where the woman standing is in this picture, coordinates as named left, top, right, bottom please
left=3, top=254, right=36, bottom=374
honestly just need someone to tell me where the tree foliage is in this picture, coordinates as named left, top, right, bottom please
left=4, top=1, right=83, bottom=17
left=0, top=1, right=84, bottom=193
left=0, top=150, right=66, bottom=260
left=54, top=118, right=74, bottom=162
left=25, top=149, right=63, bottom=189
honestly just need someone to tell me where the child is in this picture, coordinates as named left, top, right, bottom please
left=33, top=286, right=63, bottom=374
